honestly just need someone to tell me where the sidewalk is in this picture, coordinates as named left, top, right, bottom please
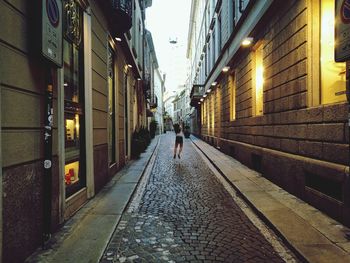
left=26, top=137, right=159, bottom=263
left=190, top=136, right=350, bottom=263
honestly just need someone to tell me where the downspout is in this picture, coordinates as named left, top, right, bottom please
left=43, top=68, right=54, bottom=245
left=0, top=70, right=3, bottom=261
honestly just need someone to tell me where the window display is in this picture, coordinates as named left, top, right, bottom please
left=63, top=0, right=85, bottom=198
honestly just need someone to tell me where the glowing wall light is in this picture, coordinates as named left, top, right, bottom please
left=242, top=37, right=253, bottom=47
left=222, top=66, right=230, bottom=72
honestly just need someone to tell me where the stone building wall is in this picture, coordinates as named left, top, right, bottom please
left=200, top=0, right=349, bottom=225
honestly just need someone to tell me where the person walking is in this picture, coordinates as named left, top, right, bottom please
left=173, top=123, right=183, bottom=159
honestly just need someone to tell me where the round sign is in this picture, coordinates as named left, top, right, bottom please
left=341, top=0, right=350, bottom=23
left=46, top=0, right=60, bottom=27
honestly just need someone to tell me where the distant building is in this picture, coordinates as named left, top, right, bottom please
left=188, top=0, right=349, bottom=226
left=153, top=68, right=165, bottom=134
left=163, top=92, right=176, bottom=131
left=145, top=30, right=164, bottom=134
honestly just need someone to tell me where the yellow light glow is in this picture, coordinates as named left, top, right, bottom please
left=229, top=73, right=236, bottom=121
left=75, top=114, right=80, bottom=139
left=254, top=46, right=263, bottom=116
left=320, top=0, right=346, bottom=104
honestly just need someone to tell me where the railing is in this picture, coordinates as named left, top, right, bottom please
left=190, top=84, right=205, bottom=98
left=111, top=0, right=132, bottom=17
left=190, top=84, right=205, bottom=107
left=99, top=0, right=133, bottom=34
left=143, top=73, right=151, bottom=92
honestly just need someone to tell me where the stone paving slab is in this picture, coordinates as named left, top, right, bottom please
left=25, top=137, right=160, bottom=263
left=91, top=183, right=138, bottom=215
left=191, top=136, right=350, bottom=263
left=45, top=214, right=120, bottom=263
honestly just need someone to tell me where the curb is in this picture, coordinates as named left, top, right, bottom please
left=190, top=136, right=308, bottom=263
left=98, top=135, right=160, bottom=260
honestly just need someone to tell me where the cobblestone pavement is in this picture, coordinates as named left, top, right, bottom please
left=100, top=134, right=287, bottom=263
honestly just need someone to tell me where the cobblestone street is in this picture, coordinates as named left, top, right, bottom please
left=100, top=134, right=289, bottom=263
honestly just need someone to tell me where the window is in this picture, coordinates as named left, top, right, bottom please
left=232, top=0, right=236, bottom=26
left=108, top=45, right=116, bottom=165
left=218, top=10, right=222, bottom=51
left=212, top=31, right=216, bottom=67
left=211, top=92, right=215, bottom=131
left=63, top=0, right=85, bottom=197
left=229, top=72, right=236, bottom=121
left=320, top=0, right=346, bottom=104
left=205, top=47, right=208, bottom=77
left=253, top=44, right=263, bottom=116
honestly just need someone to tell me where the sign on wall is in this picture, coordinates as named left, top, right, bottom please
left=42, top=0, right=63, bottom=67
left=335, top=0, right=350, bottom=62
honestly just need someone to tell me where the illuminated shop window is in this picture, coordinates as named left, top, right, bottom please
left=253, top=45, right=264, bottom=116
left=320, top=0, right=346, bottom=104
left=229, top=72, right=236, bottom=121
left=63, top=0, right=85, bottom=198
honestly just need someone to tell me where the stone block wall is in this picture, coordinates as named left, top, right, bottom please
left=200, top=0, right=349, bottom=225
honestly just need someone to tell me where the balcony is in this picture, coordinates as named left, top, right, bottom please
left=143, top=73, right=151, bottom=92
left=99, top=0, right=132, bottom=34
left=190, top=84, right=205, bottom=107
left=150, top=96, right=158, bottom=110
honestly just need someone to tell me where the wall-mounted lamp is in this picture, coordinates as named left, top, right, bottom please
left=127, top=64, right=133, bottom=68
left=211, top=81, right=217, bottom=86
left=200, top=98, right=204, bottom=102
left=203, top=94, right=207, bottom=98
left=115, top=37, right=122, bottom=42
left=198, top=102, right=201, bottom=105
left=222, top=66, right=230, bottom=72
left=241, top=37, right=254, bottom=47
left=207, top=88, right=212, bottom=93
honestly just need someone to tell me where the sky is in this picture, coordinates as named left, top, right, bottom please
left=145, top=0, right=191, bottom=95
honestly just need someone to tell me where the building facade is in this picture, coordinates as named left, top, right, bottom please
left=0, top=0, right=153, bottom=261
left=153, top=67, right=165, bottom=134
left=144, top=30, right=164, bottom=134
left=163, top=91, right=176, bottom=131
left=188, top=0, right=349, bottom=226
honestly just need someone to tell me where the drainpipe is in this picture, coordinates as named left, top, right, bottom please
left=43, top=68, right=53, bottom=245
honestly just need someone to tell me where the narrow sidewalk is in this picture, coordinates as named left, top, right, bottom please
left=191, top=136, right=350, bottom=263
left=26, top=137, right=159, bottom=263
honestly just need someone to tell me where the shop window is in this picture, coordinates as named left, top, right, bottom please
left=229, top=72, right=236, bottom=121
left=253, top=44, right=264, bottom=116
left=320, top=0, right=346, bottom=104
left=108, top=45, right=116, bottom=165
left=63, top=0, right=85, bottom=198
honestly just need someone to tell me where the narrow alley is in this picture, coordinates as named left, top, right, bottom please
left=100, top=133, right=295, bottom=262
